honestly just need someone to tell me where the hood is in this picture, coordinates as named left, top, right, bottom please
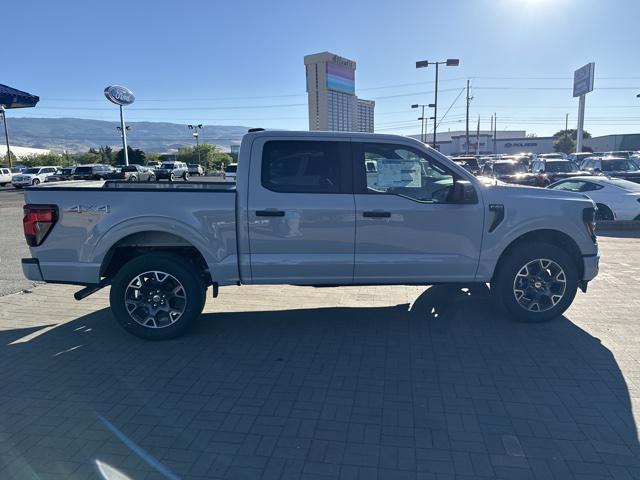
left=482, top=181, right=595, bottom=204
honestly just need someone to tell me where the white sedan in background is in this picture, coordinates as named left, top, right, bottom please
left=548, top=176, right=640, bottom=221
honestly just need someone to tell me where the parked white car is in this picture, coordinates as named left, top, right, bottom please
left=188, top=164, right=204, bottom=176
left=11, top=166, right=59, bottom=188
left=0, top=168, right=12, bottom=186
left=548, top=176, right=640, bottom=221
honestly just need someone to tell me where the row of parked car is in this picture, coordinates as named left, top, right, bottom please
left=2, top=162, right=215, bottom=188
left=449, top=151, right=640, bottom=221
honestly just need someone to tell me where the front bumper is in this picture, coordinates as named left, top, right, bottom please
left=582, top=254, right=599, bottom=282
left=22, top=258, right=44, bottom=282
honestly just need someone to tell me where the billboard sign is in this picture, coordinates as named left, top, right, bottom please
left=326, top=62, right=355, bottom=95
left=104, top=85, right=135, bottom=106
left=573, top=63, right=595, bottom=97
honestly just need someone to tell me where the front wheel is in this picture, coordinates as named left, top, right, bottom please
left=169, top=173, right=175, bottom=182
left=109, top=254, right=206, bottom=340
left=32, top=178, right=40, bottom=186
left=491, top=242, right=578, bottom=323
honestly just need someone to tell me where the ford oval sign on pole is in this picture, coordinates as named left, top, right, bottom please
left=572, top=63, right=595, bottom=153
left=104, top=85, right=135, bottom=165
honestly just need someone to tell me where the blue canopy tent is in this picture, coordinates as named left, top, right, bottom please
left=0, top=84, right=40, bottom=167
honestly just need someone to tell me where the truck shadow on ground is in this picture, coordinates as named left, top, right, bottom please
left=0, top=285, right=638, bottom=479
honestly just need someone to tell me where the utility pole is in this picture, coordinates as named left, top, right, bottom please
left=476, top=114, right=480, bottom=155
left=565, top=113, right=569, bottom=132
left=465, top=79, right=471, bottom=155
left=0, top=106, right=13, bottom=168
left=493, top=112, right=497, bottom=154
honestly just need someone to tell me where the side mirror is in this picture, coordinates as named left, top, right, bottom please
left=450, top=180, right=478, bottom=204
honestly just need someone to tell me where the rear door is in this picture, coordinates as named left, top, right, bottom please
left=352, top=140, right=484, bottom=283
left=247, top=137, right=355, bottom=284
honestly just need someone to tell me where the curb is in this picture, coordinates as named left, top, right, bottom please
left=597, top=220, right=640, bottom=231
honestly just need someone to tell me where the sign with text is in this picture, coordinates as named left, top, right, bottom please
left=573, top=63, right=595, bottom=97
left=104, top=85, right=135, bottom=106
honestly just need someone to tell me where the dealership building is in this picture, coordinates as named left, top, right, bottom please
left=409, top=130, right=640, bottom=156
left=304, top=52, right=375, bottom=133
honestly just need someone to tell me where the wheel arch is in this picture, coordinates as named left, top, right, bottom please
left=492, top=229, right=584, bottom=281
left=100, top=230, right=212, bottom=285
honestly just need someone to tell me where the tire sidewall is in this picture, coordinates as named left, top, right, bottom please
left=493, top=243, right=578, bottom=322
left=109, top=254, right=205, bottom=340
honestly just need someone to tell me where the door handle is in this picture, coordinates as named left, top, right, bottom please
left=363, top=211, right=391, bottom=218
left=256, top=210, right=285, bottom=217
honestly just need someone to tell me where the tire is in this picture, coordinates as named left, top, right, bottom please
left=183, top=172, right=190, bottom=181
left=491, top=242, right=578, bottom=323
left=148, top=174, right=155, bottom=182
left=169, top=173, right=175, bottom=182
left=0, top=183, right=6, bottom=187
left=595, top=204, right=614, bottom=221
left=109, top=254, right=206, bottom=340
left=32, top=178, right=40, bottom=186
left=128, top=175, right=137, bottom=182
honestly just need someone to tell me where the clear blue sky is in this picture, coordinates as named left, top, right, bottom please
left=3, top=0, right=640, bottom=138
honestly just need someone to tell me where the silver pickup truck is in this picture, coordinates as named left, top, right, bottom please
left=22, top=130, right=599, bottom=339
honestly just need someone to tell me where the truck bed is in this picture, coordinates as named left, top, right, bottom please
left=23, top=181, right=239, bottom=286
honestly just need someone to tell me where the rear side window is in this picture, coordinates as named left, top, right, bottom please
left=262, top=140, right=349, bottom=193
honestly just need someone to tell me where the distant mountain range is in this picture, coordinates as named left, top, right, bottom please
left=6, top=117, right=250, bottom=153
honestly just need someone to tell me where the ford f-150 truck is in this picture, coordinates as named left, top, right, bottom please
left=21, top=130, right=599, bottom=339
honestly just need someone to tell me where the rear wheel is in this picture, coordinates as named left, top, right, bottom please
left=491, top=242, right=578, bottom=322
left=109, top=254, right=206, bottom=340
left=148, top=174, right=155, bottom=182
left=183, top=172, right=190, bottom=181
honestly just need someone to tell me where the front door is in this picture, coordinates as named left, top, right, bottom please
left=247, top=137, right=355, bottom=284
left=352, top=141, right=484, bottom=283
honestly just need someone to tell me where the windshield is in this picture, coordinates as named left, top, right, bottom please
left=160, top=163, right=175, bottom=169
left=494, top=163, right=527, bottom=175
left=226, top=165, right=237, bottom=173
left=545, top=161, right=578, bottom=173
left=602, top=159, right=637, bottom=171
left=23, top=168, right=41, bottom=174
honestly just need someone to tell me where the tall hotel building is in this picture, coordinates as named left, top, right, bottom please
left=304, top=52, right=375, bottom=132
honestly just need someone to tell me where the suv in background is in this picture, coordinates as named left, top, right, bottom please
left=0, top=167, right=11, bottom=186
left=188, top=164, right=205, bottom=176
left=12, top=166, right=58, bottom=187
left=530, top=159, right=590, bottom=186
left=224, top=163, right=238, bottom=182
left=108, top=164, right=155, bottom=182
left=46, top=167, right=76, bottom=182
left=155, top=161, right=189, bottom=181
left=72, top=164, right=113, bottom=180
left=481, top=160, right=539, bottom=186
left=581, top=156, right=640, bottom=184
left=449, top=156, right=480, bottom=174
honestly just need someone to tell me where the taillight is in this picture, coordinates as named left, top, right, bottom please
left=23, top=205, right=58, bottom=247
left=583, top=207, right=597, bottom=243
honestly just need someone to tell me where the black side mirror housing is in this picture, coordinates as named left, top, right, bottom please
left=450, top=180, right=478, bottom=204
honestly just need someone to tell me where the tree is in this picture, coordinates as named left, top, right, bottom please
left=22, top=152, right=67, bottom=167
left=99, top=145, right=115, bottom=165
left=176, top=143, right=232, bottom=170
left=553, top=134, right=575, bottom=154
left=552, top=129, right=591, bottom=141
left=115, top=146, right=146, bottom=165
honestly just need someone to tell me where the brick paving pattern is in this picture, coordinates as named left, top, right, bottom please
left=0, top=234, right=638, bottom=479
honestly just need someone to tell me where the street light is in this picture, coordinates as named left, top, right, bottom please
left=411, top=104, right=436, bottom=143
left=415, top=58, right=460, bottom=149
left=187, top=124, right=204, bottom=165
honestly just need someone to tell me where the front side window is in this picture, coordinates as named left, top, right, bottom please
left=262, top=140, right=346, bottom=193
left=356, top=143, right=455, bottom=203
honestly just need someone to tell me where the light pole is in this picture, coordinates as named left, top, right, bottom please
left=411, top=104, right=436, bottom=143
left=188, top=124, right=203, bottom=165
left=415, top=58, right=459, bottom=149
